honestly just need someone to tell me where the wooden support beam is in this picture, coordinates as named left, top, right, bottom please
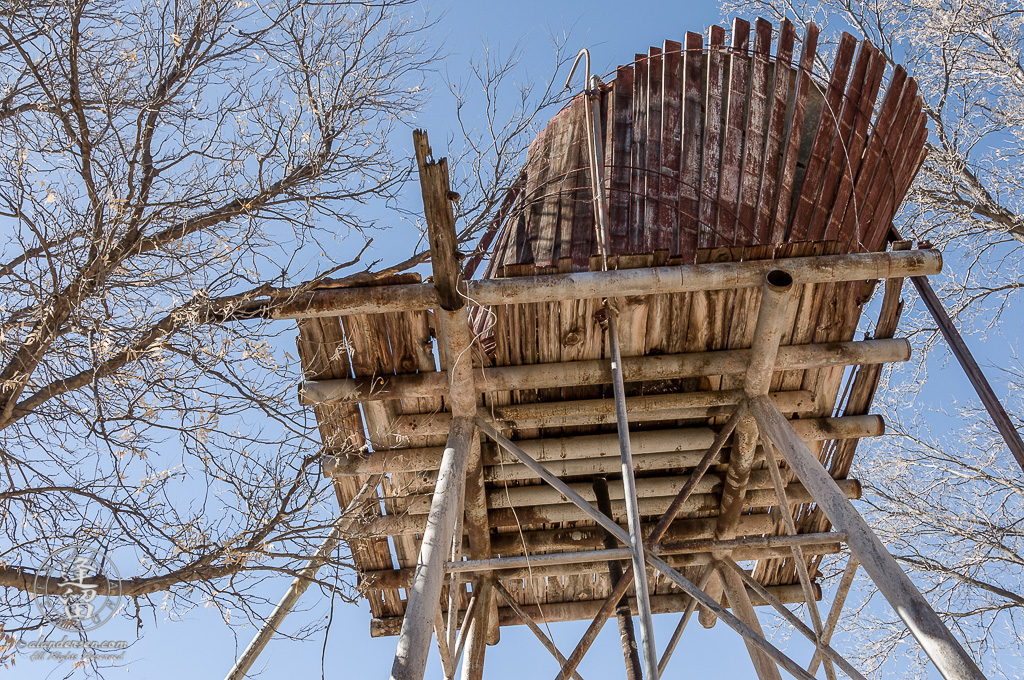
left=369, top=584, right=819, bottom=637
left=272, top=249, right=942, bottom=320
left=704, top=271, right=793, bottom=628
left=413, top=129, right=463, bottom=311
left=390, top=418, right=474, bottom=680
left=749, top=395, right=987, bottom=680
left=301, top=338, right=912, bottom=404
left=719, top=563, right=785, bottom=680
left=324, top=414, right=883, bottom=477
left=360, top=540, right=844, bottom=591
left=358, top=478, right=862, bottom=537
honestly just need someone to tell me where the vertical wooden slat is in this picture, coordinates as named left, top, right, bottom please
left=644, top=46, right=664, bottom=252
left=787, top=33, right=857, bottom=241
left=835, top=66, right=910, bottom=249
left=698, top=25, right=725, bottom=247
left=609, top=66, right=634, bottom=257
left=629, top=53, right=648, bottom=252
left=678, top=31, right=704, bottom=263
left=823, top=42, right=886, bottom=241
left=736, top=18, right=773, bottom=243
left=659, top=41, right=683, bottom=252
left=754, top=19, right=795, bottom=243
left=769, top=22, right=818, bottom=242
left=716, top=18, right=750, bottom=245
left=805, top=39, right=875, bottom=241
left=520, top=127, right=554, bottom=263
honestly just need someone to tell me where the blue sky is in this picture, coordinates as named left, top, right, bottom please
left=11, top=0, right=1018, bottom=678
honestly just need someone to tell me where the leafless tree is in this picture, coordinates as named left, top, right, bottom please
left=0, top=0, right=568, bottom=666
left=719, top=0, right=1024, bottom=675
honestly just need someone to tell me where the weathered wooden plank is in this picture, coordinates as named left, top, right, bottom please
left=716, top=18, right=751, bottom=245
left=660, top=41, right=683, bottom=252
left=805, top=39, right=874, bottom=241
left=609, top=66, right=634, bottom=256
left=824, top=41, right=886, bottom=242
left=787, top=33, right=857, bottom=242
left=679, top=31, right=704, bottom=262
left=630, top=53, right=649, bottom=252
left=698, top=25, right=726, bottom=247
left=736, top=18, right=773, bottom=243
left=644, top=46, right=665, bottom=252
left=836, top=66, right=911, bottom=249
left=754, top=19, right=795, bottom=243
left=520, top=126, right=553, bottom=264
left=770, top=22, right=818, bottom=242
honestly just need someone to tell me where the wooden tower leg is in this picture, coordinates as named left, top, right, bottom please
left=390, top=418, right=475, bottom=680
left=459, top=575, right=493, bottom=680
left=749, top=395, right=987, bottom=680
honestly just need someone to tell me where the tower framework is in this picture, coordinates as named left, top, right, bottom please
left=253, top=17, right=1017, bottom=680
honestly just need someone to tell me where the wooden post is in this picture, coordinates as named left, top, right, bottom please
left=749, top=395, right=988, bottom=680
left=390, top=418, right=474, bottom=680
left=718, top=563, right=784, bottom=680
left=224, top=479, right=377, bottom=680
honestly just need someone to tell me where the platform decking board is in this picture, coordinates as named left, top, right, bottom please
left=680, top=31, right=704, bottom=262
left=756, top=19, right=796, bottom=243
left=807, top=39, right=875, bottom=242
left=610, top=67, right=634, bottom=255
left=630, top=52, right=649, bottom=253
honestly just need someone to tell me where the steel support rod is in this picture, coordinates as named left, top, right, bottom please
left=911, top=274, right=1024, bottom=473
left=749, top=395, right=987, bottom=680
left=224, top=478, right=377, bottom=680
left=493, top=581, right=585, bottom=680
left=656, top=566, right=714, bottom=675
left=594, top=477, right=643, bottom=680
left=391, top=418, right=475, bottom=680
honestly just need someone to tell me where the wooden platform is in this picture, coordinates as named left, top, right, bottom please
left=296, top=241, right=916, bottom=637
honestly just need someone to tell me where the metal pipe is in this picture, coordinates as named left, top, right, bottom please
left=271, top=250, right=943, bottom=320
left=911, top=274, right=1024, bottom=474
left=749, top=395, right=987, bottom=680
left=302, top=338, right=912, bottom=404
left=808, top=556, right=859, bottom=675
left=443, top=532, right=847, bottom=576
left=224, top=478, right=377, bottom=680
left=594, top=477, right=643, bottom=680
left=390, top=418, right=474, bottom=680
